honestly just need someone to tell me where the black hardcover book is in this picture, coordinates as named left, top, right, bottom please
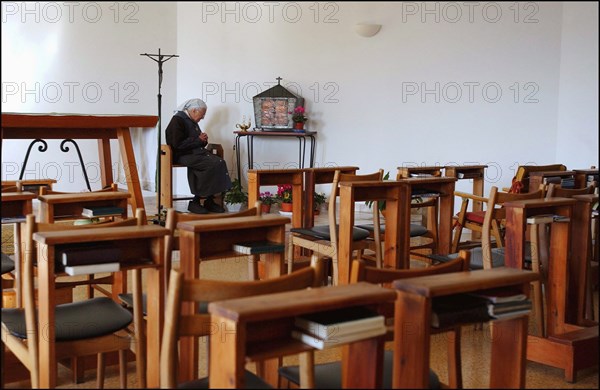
left=59, top=244, right=122, bottom=267
left=431, top=294, right=491, bottom=329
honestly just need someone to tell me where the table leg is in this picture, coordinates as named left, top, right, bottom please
left=309, top=136, right=316, bottom=168
left=489, top=316, right=528, bottom=388
left=116, top=128, right=145, bottom=216
left=97, top=138, right=113, bottom=188
left=393, top=292, right=430, bottom=388
left=235, top=135, right=242, bottom=181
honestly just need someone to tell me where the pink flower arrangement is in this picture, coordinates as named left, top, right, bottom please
left=291, top=106, right=307, bottom=123
left=276, top=184, right=293, bottom=203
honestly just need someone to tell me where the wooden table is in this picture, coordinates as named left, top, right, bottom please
left=396, top=177, right=457, bottom=258
left=177, top=214, right=290, bottom=383
left=1, top=191, right=36, bottom=307
left=503, top=197, right=599, bottom=382
left=2, top=179, right=56, bottom=193
left=246, top=166, right=359, bottom=231
left=302, top=166, right=358, bottom=228
left=1, top=113, right=158, bottom=216
left=570, top=194, right=599, bottom=325
left=392, top=268, right=538, bottom=388
left=337, top=181, right=404, bottom=284
left=234, top=130, right=317, bottom=181
left=247, top=169, right=304, bottom=229
left=37, top=191, right=130, bottom=223
left=573, top=168, right=598, bottom=188
left=208, top=282, right=396, bottom=388
left=32, top=225, right=167, bottom=388
left=337, top=177, right=456, bottom=284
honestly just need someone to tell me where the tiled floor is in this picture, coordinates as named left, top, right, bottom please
left=3, top=195, right=598, bottom=388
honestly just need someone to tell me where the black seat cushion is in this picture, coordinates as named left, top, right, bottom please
left=2, top=297, right=132, bottom=341
left=429, top=244, right=533, bottom=270
left=291, top=225, right=370, bottom=241
left=278, top=350, right=440, bottom=389
left=356, top=223, right=429, bottom=237
left=1, top=252, right=15, bottom=275
left=119, top=293, right=208, bottom=315
left=178, top=369, right=272, bottom=389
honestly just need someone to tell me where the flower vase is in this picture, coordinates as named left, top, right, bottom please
left=293, top=122, right=304, bottom=131
left=281, top=202, right=293, bottom=212
left=261, top=204, right=271, bottom=214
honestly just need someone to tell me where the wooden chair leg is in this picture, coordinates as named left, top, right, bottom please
left=248, top=254, right=260, bottom=280
left=97, top=353, right=105, bottom=389
left=298, top=351, right=315, bottom=389
left=119, top=349, right=127, bottom=389
left=132, top=269, right=146, bottom=388
left=530, top=225, right=546, bottom=337
left=446, top=327, right=463, bottom=389
left=287, top=236, right=295, bottom=274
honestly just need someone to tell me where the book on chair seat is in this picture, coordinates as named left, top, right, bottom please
left=232, top=241, right=285, bottom=255
left=291, top=325, right=387, bottom=350
left=63, top=262, right=120, bottom=276
left=431, top=294, right=491, bottom=328
left=81, top=206, right=125, bottom=218
left=294, top=306, right=385, bottom=340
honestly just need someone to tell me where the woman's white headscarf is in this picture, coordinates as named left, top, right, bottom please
left=176, top=98, right=207, bottom=112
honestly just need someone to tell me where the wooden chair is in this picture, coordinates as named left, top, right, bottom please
left=504, top=163, right=567, bottom=193
left=432, top=186, right=546, bottom=335
left=116, top=203, right=264, bottom=386
left=159, top=262, right=324, bottom=388
left=160, top=143, right=224, bottom=209
left=278, top=252, right=471, bottom=389
left=451, top=190, right=497, bottom=253
left=1, top=214, right=146, bottom=388
left=287, top=170, right=383, bottom=285
left=356, top=169, right=443, bottom=268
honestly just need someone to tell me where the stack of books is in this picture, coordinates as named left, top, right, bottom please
left=430, top=294, right=491, bottom=329
left=81, top=206, right=125, bottom=218
left=471, top=288, right=532, bottom=320
left=58, top=244, right=122, bottom=276
left=291, top=306, right=387, bottom=350
left=232, top=240, right=285, bottom=255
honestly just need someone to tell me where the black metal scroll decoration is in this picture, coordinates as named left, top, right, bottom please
left=60, top=139, right=92, bottom=192
left=19, top=139, right=48, bottom=180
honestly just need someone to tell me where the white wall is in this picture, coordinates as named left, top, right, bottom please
left=2, top=2, right=598, bottom=199
left=556, top=2, right=599, bottom=169
left=1, top=2, right=177, bottom=192
left=175, top=1, right=596, bottom=197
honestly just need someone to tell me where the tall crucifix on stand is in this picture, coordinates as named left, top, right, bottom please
left=140, top=48, right=178, bottom=224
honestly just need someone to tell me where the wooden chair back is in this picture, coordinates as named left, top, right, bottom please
left=546, top=183, right=595, bottom=198
left=38, top=183, right=118, bottom=196
left=1, top=181, right=23, bottom=192
left=509, top=164, right=567, bottom=193
left=346, top=252, right=470, bottom=389
left=159, top=263, right=324, bottom=388
left=21, top=209, right=145, bottom=299
left=329, top=169, right=384, bottom=255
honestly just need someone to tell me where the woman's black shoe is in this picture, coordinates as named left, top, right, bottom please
left=188, top=201, right=209, bottom=214
left=204, top=198, right=225, bottom=213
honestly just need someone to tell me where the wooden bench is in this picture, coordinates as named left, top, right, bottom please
left=159, top=143, right=223, bottom=209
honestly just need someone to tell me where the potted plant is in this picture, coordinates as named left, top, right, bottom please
left=313, top=192, right=327, bottom=215
left=276, top=184, right=293, bottom=212
left=224, top=178, right=248, bottom=212
left=291, top=106, right=307, bottom=131
left=259, top=191, right=275, bottom=213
